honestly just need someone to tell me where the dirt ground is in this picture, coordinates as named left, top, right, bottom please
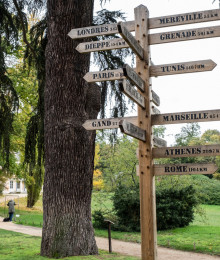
left=0, top=217, right=219, bottom=260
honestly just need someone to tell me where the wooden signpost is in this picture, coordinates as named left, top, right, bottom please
left=119, top=79, right=145, bottom=108
left=154, top=163, right=218, bottom=176
left=69, top=5, right=220, bottom=260
left=150, top=59, right=216, bottom=77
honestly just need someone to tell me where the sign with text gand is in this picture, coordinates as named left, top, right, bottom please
left=69, top=6, right=220, bottom=260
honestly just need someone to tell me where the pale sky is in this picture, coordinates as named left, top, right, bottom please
left=94, top=0, right=220, bottom=145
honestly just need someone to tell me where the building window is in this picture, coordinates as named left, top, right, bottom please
left=10, top=181, right=13, bottom=189
left=17, top=182, right=20, bottom=189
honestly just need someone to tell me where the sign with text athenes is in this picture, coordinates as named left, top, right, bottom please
left=154, top=163, right=218, bottom=176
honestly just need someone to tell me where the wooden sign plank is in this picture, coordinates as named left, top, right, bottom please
left=154, top=163, right=218, bottom=176
left=123, top=64, right=145, bottom=92
left=119, top=120, right=146, bottom=141
left=149, top=25, right=220, bottom=45
left=117, top=22, right=144, bottom=60
left=149, top=9, right=220, bottom=29
left=152, top=109, right=220, bottom=126
left=76, top=38, right=129, bottom=53
left=151, top=106, right=160, bottom=115
left=68, top=21, right=134, bottom=39
left=153, top=136, right=167, bottom=147
left=153, top=144, right=220, bottom=158
left=119, top=79, right=145, bottom=108
left=150, top=60, right=216, bottom=77
left=151, top=90, right=160, bottom=106
left=82, top=116, right=137, bottom=130
left=83, top=68, right=125, bottom=83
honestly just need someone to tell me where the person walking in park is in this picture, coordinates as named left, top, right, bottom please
left=7, top=200, right=16, bottom=221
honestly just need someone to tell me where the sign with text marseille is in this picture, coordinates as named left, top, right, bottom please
left=154, top=163, right=218, bottom=176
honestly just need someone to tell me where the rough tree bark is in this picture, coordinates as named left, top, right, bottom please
left=41, top=0, right=100, bottom=257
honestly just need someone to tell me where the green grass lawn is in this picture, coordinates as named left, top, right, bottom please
left=0, top=229, right=138, bottom=260
left=0, top=194, right=219, bottom=255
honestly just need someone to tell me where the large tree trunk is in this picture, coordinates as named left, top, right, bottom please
left=41, top=0, right=100, bottom=257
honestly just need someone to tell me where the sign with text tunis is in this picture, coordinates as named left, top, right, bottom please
left=82, top=116, right=137, bottom=130
left=123, top=64, right=145, bottom=92
left=76, top=38, right=128, bottom=53
left=119, top=120, right=146, bottom=141
left=83, top=68, right=125, bottom=83
left=119, top=80, right=145, bottom=108
left=150, top=60, right=216, bottom=77
left=153, top=144, right=220, bottom=158
left=117, top=22, right=144, bottom=60
left=152, top=109, right=220, bottom=125
left=154, top=163, right=218, bottom=176
left=149, top=25, right=220, bottom=45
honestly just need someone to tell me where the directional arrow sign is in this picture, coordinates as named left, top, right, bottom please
left=152, top=109, right=220, bottom=126
left=152, top=106, right=160, bottom=115
left=76, top=38, right=129, bottom=53
left=123, top=64, right=145, bottom=92
left=119, top=120, right=146, bottom=141
left=117, top=22, right=144, bottom=60
left=152, top=144, right=220, bottom=159
left=153, top=136, right=167, bottom=148
left=149, top=9, right=220, bottom=29
left=154, top=163, right=218, bottom=176
left=151, top=90, right=160, bottom=106
left=149, top=25, right=220, bottom=45
left=150, top=60, right=216, bottom=77
left=83, top=68, right=125, bottom=83
left=119, top=79, right=145, bottom=108
left=82, top=116, right=137, bottom=130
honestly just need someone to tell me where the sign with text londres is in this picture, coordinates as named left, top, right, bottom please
left=150, top=59, right=216, bottom=77
left=76, top=38, right=128, bottom=53
left=153, top=144, right=220, bottom=158
left=152, top=109, right=220, bottom=125
left=83, top=68, right=125, bottom=83
left=117, top=22, right=144, bottom=60
left=119, top=120, right=146, bottom=141
left=149, top=25, right=220, bottom=45
left=119, top=80, right=145, bottom=108
left=82, top=116, right=137, bottom=130
left=154, top=163, right=218, bottom=176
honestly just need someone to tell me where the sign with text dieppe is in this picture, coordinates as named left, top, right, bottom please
left=152, top=109, right=220, bottom=125
left=68, top=9, right=220, bottom=39
left=119, top=80, right=145, bottom=108
left=119, top=120, right=146, bottom=141
left=150, top=60, right=216, bottom=77
left=82, top=116, right=137, bottom=130
left=117, top=22, right=144, bottom=60
left=153, top=144, right=220, bottom=158
left=123, top=64, right=145, bottom=92
left=154, top=163, right=218, bottom=176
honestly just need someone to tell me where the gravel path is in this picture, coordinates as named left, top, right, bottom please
left=0, top=217, right=219, bottom=260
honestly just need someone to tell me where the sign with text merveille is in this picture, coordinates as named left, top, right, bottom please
left=153, top=144, right=220, bottom=158
left=154, top=163, right=218, bottom=176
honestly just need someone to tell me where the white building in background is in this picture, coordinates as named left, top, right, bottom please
left=3, top=176, right=27, bottom=194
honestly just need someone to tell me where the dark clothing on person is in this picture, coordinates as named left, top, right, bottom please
left=7, top=200, right=16, bottom=221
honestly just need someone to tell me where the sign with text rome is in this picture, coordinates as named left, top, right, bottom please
left=149, top=25, right=220, bottom=45
left=152, top=144, right=220, bottom=158
left=119, top=79, right=145, bottom=108
left=152, top=109, right=220, bottom=126
left=117, top=22, right=144, bottom=60
left=83, top=68, right=125, bottom=83
left=154, top=163, right=218, bottom=176
left=119, top=120, right=146, bottom=141
left=150, top=59, right=216, bottom=77
left=123, top=64, right=145, bottom=92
